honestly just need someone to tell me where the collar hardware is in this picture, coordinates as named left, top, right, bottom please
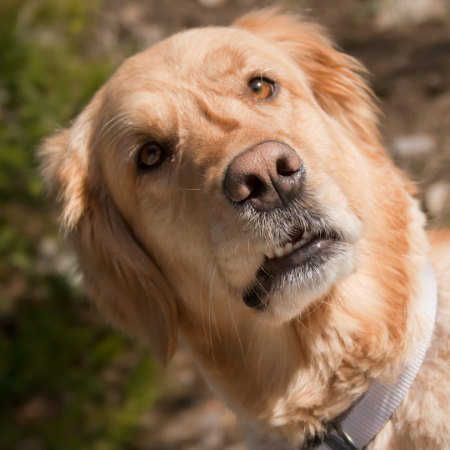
left=302, top=420, right=359, bottom=450
left=323, top=421, right=358, bottom=450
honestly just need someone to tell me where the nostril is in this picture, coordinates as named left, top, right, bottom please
left=224, top=174, right=266, bottom=203
left=245, top=174, right=266, bottom=200
left=276, top=155, right=302, bottom=177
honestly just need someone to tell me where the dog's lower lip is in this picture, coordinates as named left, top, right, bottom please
left=243, top=235, right=337, bottom=311
left=265, top=236, right=335, bottom=273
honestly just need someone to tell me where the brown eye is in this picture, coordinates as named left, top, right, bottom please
left=248, top=77, right=277, bottom=100
left=137, top=142, right=165, bottom=171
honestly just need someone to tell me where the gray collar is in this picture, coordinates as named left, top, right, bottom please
left=303, top=261, right=438, bottom=450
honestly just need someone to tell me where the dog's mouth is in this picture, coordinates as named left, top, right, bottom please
left=243, top=228, right=339, bottom=311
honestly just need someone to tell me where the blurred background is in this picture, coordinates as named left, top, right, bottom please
left=1, top=0, right=449, bottom=449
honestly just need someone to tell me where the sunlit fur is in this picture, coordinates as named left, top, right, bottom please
left=40, top=10, right=450, bottom=449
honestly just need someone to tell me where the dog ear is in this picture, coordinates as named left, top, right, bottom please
left=39, top=102, right=178, bottom=364
left=234, top=10, right=379, bottom=146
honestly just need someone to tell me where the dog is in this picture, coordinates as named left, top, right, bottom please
left=40, top=10, right=450, bottom=449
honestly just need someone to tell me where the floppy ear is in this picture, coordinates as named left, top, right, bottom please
left=234, top=10, right=379, bottom=146
left=39, top=102, right=178, bottom=364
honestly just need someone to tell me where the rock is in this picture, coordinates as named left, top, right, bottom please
left=376, top=0, right=448, bottom=29
left=391, top=134, right=436, bottom=158
left=133, top=24, right=164, bottom=49
left=197, top=0, right=227, bottom=7
left=425, top=181, right=450, bottom=216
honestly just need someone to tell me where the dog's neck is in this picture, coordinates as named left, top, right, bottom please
left=178, top=200, right=429, bottom=445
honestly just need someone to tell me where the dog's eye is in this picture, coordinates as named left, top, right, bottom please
left=248, top=77, right=277, bottom=100
left=136, top=142, right=165, bottom=171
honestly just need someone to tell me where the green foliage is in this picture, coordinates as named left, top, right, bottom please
left=0, top=1, right=159, bottom=449
left=0, top=280, right=160, bottom=450
left=0, top=0, right=113, bottom=203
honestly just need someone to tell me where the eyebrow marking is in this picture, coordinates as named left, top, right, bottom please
left=196, top=97, right=240, bottom=133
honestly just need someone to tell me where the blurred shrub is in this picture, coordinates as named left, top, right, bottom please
left=0, top=0, right=113, bottom=202
left=0, top=1, right=159, bottom=449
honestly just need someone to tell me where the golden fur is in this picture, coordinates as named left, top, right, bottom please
left=40, top=10, right=450, bottom=449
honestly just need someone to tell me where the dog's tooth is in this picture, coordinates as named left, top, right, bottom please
left=274, top=247, right=285, bottom=258
left=298, top=237, right=309, bottom=247
left=303, top=231, right=313, bottom=241
left=267, top=240, right=303, bottom=259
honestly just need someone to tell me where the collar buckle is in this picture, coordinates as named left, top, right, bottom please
left=322, top=421, right=359, bottom=450
left=302, top=421, right=360, bottom=450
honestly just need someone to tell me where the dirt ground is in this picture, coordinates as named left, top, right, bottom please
left=98, top=1, right=450, bottom=448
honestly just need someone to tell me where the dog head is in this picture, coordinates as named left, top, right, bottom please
left=40, top=10, right=417, bottom=366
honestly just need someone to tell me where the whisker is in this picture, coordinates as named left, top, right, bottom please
left=207, top=263, right=219, bottom=369
left=199, top=264, right=209, bottom=356
left=92, top=112, right=131, bottom=149
left=209, top=264, right=221, bottom=343
left=224, top=273, right=247, bottom=368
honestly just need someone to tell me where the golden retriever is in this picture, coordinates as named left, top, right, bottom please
left=40, top=10, right=450, bottom=449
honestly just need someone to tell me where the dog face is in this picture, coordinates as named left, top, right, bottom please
left=40, top=11, right=413, bottom=366
left=100, top=22, right=364, bottom=316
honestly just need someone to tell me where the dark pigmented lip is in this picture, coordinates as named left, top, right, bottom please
left=243, top=235, right=337, bottom=311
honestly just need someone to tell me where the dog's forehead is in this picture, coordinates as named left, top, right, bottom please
left=110, top=26, right=285, bottom=90
left=97, top=24, right=315, bottom=154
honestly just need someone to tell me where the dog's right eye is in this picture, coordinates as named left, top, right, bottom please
left=136, top=142, right=166, bottom=171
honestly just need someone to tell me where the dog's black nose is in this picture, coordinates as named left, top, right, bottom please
left=223, top=141, right=304, bottom=211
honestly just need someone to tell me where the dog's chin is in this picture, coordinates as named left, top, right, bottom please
left=243, top=239, right=355, bottom=324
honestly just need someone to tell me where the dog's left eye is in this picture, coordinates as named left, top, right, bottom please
left=248, top=77, right=277, bottom=100
left=136, top=142, right=166, bottom=171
